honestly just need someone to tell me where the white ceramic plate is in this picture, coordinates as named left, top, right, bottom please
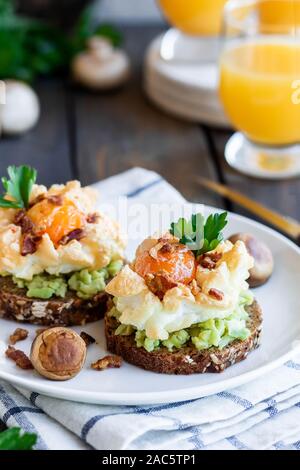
left=0, top=205, right=300, bottom=405
left=144, top=34, right=230, bottom=128
left=145, top=78, right=229, bottom=127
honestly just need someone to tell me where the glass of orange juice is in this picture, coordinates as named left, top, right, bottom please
left=219, top=0, right=300, bottom=178
left=157, top=0, right=228, bottom=62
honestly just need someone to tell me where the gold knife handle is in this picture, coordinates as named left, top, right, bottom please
left=197, top=178, right=300, bottom=241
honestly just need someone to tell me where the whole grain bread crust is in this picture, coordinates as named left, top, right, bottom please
left=0, top=276, right=109, bottom=326
left=105, top=300, right=262, bottom=374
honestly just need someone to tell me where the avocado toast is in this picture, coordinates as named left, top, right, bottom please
left=105, top=212, right=263, bottom=374
left=105, top=300, right=262, bottom=374
left=0, top=165, right=126, bottom=326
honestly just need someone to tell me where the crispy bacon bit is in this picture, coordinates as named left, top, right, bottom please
left=149, top=240, right=178, bottom=260
left=208, top=288, right=224, bottom=301
left=80, top=331, right=96, bottom=347
left=29, top=194, right=45, bottom=207
left=199, top=256, right=215, bottom=270
left=59, top=228, right=85, bottom=246
left=190, top=279, right=201, bottom=296
left=145, top=272, right=178, bottom=300
left=21, top=233, right=42, bottom=256
left=14, top=209, right=26, bottom=225
left=198, top=252, right=222, bottom=270
left=15, top=210, right=41, bottom=256
left=5, top=346, right=33, bottom=370
left=14, top=210, right=35, bottom=234
left=210, top=252, right=222, bottom=263
left=87, top=212, right=99, bottom=224
left=159, top=243, right=174, bottom=254
left=9, top=328, right=28, bottom=345
left=47, top=194, right=63, bottom=205
left=91, top=355, right=122, bottom=371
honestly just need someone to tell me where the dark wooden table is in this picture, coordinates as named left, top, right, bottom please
left=0, top=25, right=299, bottom=433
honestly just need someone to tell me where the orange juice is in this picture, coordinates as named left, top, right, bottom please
left=220, top=40, right=300, bottom=145
left=158, top=0, right=227, bottom=36
left=259, top=0, right=300, bottom=31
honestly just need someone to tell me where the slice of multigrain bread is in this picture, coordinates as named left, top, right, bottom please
left=105, top=300, right=263, bottom=374
left=0, top=276, right=110, bottom=326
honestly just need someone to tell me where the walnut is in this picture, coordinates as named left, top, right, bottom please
left=91, top=355, right=122, bottom=371
left=6, top=346, right=33, bottom=370
left=30, top=327, right=86, bottom=381
left=9, top=328, right=28, bottom=345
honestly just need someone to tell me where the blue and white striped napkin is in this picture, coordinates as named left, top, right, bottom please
left=0, top=168, right=300, bottom=451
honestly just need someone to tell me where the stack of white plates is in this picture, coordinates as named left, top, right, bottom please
left=144, top=34, right=230, bottom=128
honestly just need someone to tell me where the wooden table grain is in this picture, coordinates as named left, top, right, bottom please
left=0, top=24, right=299, bottom=433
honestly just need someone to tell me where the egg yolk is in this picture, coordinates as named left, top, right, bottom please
left=134, top=243, right=196, bottom=284
left=27, top=198, right=85, bottom=246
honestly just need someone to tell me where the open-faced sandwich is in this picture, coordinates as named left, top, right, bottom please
left=0, top=165, right=126, bottom=325
left=105, top=212, right=262, bottom=374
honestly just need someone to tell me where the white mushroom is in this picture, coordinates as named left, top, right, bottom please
left=0, top=80, right=40, bottom=135
left=72, top=37, right=130, bottom=90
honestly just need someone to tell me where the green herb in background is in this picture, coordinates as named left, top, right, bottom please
left=170, top=212, right=228, bottom=256
left=0, top=427, right=37, bottom=450
left=70, top=6, right=123, bottom=55
left=0, top=0, right=123, bottom=82
left=0, top=165, right=37, bottom=209
left=0, top=0, right=13, bottom=16
left=0, top=0, right=67, bottom=81
left=94, top=24, right=123, bottom=47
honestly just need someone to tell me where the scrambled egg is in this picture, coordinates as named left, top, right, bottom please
left=0, top=181, right=126, bottom=280
left=106, top=240, right=254, bottom=340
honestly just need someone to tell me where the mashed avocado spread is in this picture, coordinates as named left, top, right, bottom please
left=12, top=259, right=123, bottom=300
left=110, top=291, right=253, bottom=352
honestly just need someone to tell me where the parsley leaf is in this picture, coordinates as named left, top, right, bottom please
left=170, top=212, right=228, bottom=256
left=199, top=212, right=228, bottom=255
left=0, top=427, right=37, bottom=450
left=0, top=165, right=37, bottom=209
left=170, top=213, right=205, bottom=250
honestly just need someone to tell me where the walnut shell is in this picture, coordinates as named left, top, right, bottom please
left=229, top=233, right=274, bottom=287
left=30, top=327, right=86, bottom=381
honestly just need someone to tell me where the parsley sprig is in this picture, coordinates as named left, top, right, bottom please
left=0, top=1, right=123, bottom=82
left=0, top=427, right=37, bottom=450
left=170, top=212, right=228, bottom=256
left=0, top=165, right=37, bottom=209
